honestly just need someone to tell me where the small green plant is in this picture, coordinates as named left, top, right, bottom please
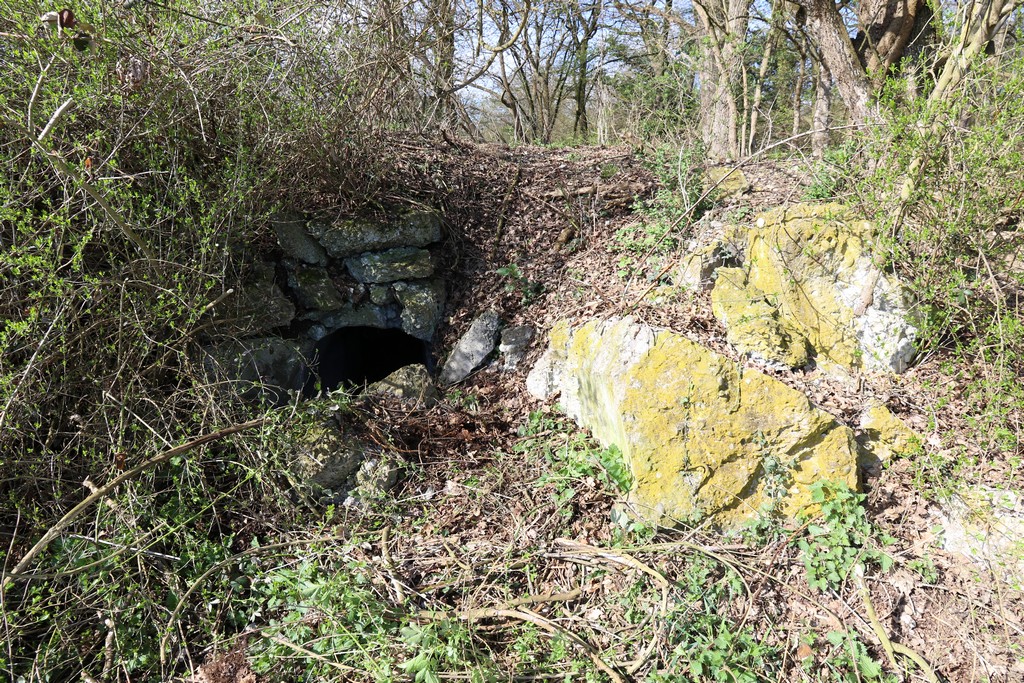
left=611, top=144, right=713, bottom=278
left=400, top=622, right=495, bottom=683
left=823, top=630, right=896, bottom=682
left=797, top=481, right=894, bottom=591
left=516, top=410, right=632, bottom=514
left=650, top=555, right=783, bottom=682
left=447, top=387, right=481, bottom=411
left=907, top=556, right=939, bottom=584
left=804, top=143, right=857, bottom=200
left=497, top=263, right=544, bottom=305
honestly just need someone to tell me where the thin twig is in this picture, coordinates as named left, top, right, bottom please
left=37, top=98, right=73, bottom=144
left=2, top=418, right=265, bottom=588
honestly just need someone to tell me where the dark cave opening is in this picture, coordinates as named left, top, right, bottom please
left=304, top=326, right=432, bottom=395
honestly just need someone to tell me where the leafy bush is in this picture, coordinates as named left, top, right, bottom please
left=0, top=0, right=438, bottom=678
left=858, top=48, right=1024, bottom=459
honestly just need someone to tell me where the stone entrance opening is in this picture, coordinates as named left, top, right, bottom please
left=304, top=326, right=431, bottom=394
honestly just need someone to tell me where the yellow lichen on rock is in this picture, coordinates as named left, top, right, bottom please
left=710, top=203, right=918, bottom=374
left=711, top=267, right=811, bottom=368
left=706, top=166, right=751, bottom=199
left=858, top=403, right=921, bottom=468
left=527, top=317, right=858, bottom=529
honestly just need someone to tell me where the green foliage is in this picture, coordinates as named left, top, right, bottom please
left=649, top=556, right=783, bottom=682
left=857, top=49, right=1024, bottom=462
left=400, top=622, right=496, bottom=683
left=246, top=554, right=399, bottom=679
left=797, top=482, right=893, bottom=591
left=497, top=262, right=544, bottom=305
left=822, top=630, right=896, bottom=682
left=612, top=144, right=711, bottom=277
left=603, top=61, right=700, bottom=141
left=803, top=142, right=858, bottom=200
left=516, top=410, right=632, bottom=512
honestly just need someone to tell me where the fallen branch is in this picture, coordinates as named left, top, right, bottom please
left=855, top=567, right=941, bottom=683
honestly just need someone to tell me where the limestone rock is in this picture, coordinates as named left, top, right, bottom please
left=710, top=204, right=918, bottom=374
left=932, top=486, right=1024, bottom=586
left=232, top=262, right=295, bottom=333
left=308, top=210, right=442, bottom=258
left=316, top=304, right=394, bottom=330
left=287, top=264, right=345, bottom=311
left=290, top=424, right=366, bottom=492
left=673, top=242, right=740, bottom=291
left=706, top=166, right=750, bottom=198
left=394, top=278, right=446, bottom=341
left=711, top=267, right=812, bottom=368
left=499, top=325, right=535, bottom=369
left=440, top=311, right=502, bottom=385
left=527, top=317, right=858, bottom=528
left=345, top=452, right=402, bottom=507
left=203, top=337, right=307, bottom=406
left=346, top=247, right=435, bottom=283
left=369, top=284, right=396, bottom=305
left=365, top=364, right=440, bottom=406
left=857, top=403, right=921, bottom=471
left=272, top=214, right=327, bottom=265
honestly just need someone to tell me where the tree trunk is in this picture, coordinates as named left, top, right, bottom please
left=856, top=0, right=926, bottom=81
left=791, top=53, right=805, bottom=137
left=799, top=0, right=877, bottom=125
left=811, top=58, right=832, bottom=157
left=748, top=23, right=779, bottom=154
left=694, top=0, right=752, bottom=160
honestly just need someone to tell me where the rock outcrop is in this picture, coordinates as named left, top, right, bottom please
left=365, top=364, right=440, bottom=406
left=527, top=317, right=858, bottom=528
left=706, top=166, right=750, bottom=199
left=857, top=403, right=921, bottom=471
left=932, top=486, right=1024, bottom=587
left=202, top=337, right=308, bottom=406
left=207, top=209, right=447, bottom=403
left=439, top=311, right=502, bottom=384
left=710, top=204, right=918, bottom=374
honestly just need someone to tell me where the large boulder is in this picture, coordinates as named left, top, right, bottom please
left=527, top=318, right=858, bottom=528
left=710, top=204, right=919, bottom=374
left=288, top=420, right=402, bottom=505
left=857, top=403, right=921, bottom=472
left=287, top=264, right=346, bottom=311
left=289, top=423, right=367, bottom=492
left=712, top=267, right=812, bottom=368
left=932, top=486, right=1024, bottom=586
